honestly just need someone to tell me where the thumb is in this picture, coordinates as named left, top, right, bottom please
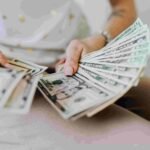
left=0, top=51, right=9, bottom=67
left=64, top=40, right=83, bottom=76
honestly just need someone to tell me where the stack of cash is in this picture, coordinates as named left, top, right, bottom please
left=0, top=59, right=47, bottom=114
left=38, top=18, right=150, bottom=120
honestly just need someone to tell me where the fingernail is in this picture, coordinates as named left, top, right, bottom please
left=64, top=66, right=73, bottom=76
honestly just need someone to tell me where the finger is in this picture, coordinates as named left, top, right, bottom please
left=55, top=53, right=66, bottom=67
left=0, top=52, right=10, bottom=67
left=0, top=56, right=8, bottom=65
left=64, top=40, right=83, bottom=76
left=55, top=58, right=66, bottom=72
left=56, top=57, right=66, bottom=66
left=55, top=64, right=64, bottom=73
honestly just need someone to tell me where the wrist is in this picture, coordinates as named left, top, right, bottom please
left=100, top=30, right=112, bottom=45
left=82, top=34, right=106, bottom=51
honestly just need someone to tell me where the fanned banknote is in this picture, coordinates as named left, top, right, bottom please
left=38, top=73, right=114, bottom=119
left=0, top=68, right=25, bottom=107
left=8, top=58, right=47, bottom=76
left=38, top=18, right=150, bottom=120
left=0, top=58, right=45, bottom=114
left=1, top=75, right=40, bottom=114
left=0, top=18, right=149, bottom=119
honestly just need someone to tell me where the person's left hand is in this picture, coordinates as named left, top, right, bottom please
left=0, top=51, right=9, bottom=67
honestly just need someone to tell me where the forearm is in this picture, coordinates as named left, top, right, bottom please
left=104, top=0, right=137, bottom=39
left=83, top=0, right=137, bottom=51
left=64, top=0, right=137, bottom=75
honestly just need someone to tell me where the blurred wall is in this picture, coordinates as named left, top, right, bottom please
left=75, top=0, right=150, bottom=32
left=136, top=0, right=150, bottom=26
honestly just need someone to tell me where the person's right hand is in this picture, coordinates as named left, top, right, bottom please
left=0, top=51, right=9, bottom=67
left=55, top=39, right=90, bottom=75
left=56, top=35, right=106, bottom=76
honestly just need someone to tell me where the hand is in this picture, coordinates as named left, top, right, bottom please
left=55, top=55, right=66, bottom=73
left=58, top=35, right=106, bottom=76
left=0, top=51, right=9, bottom=67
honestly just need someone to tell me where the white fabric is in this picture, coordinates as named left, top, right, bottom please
left=0, top=0, right=89, bottom=65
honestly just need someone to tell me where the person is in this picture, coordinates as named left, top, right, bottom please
left=0, top=0, right=150, bottom=120
left=60, top=0, right=137, bottom=76
left=0, top=0, right=137, bottom=70
left=55, top=0, right=150, bottom=120
left=0, top=51, right=9, bottom=67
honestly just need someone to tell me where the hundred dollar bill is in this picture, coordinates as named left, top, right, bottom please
left=80, top=62, right=142, bottom=78
left=8, top=58, right=47, bottom=76
left=2, top=75, right=39, bottom=114
left=93, top=47, right=150, bottom=63
left=92, top=54, right=149, bottom=67
left=79, top=65, right=140, bottom=86
left=90, top=42, right=150, bottom=61
left=82, top=19, right=145, bottom=60
left=77, top=67, right=128, bottom=94
left=89, top=33, right=150, bottom=61
left=0, top=68, right=25, bottom=107
left=75, top=67, right=141, bottom=118
left=83, top=25, right=149, bottom=62
left=82, top=30, right=150, bottom=62
left=38, top=73, right=114, bottom=119
left=109, top=18, right=144, bottom=44
left=108, top=24, right=149, bottom=47
left=83, top=35, right=150, bottom=67
left=79, top=67, right=143, bottom=118
left=75, top=72, right=114, bottom=96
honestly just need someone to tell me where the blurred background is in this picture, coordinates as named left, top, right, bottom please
left=76, top=0, right=150, bottom=32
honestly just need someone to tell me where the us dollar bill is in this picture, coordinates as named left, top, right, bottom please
left=90, top=42, right=150, bottom=61
left=79, top=65, right=139, bottom=86
left=93, top=54, right=149, bottom=67
left=82, top=30, right=150, bottom=62
left=0, top=68, right=25, bottom=107
left=82, top=18, right=145, bottom=60
left=38, top=73, right=114, bottom=119
left=8, top=58, right=47, bottom=76
left=2, top=75, right=40, bottom=114
left=37, top=18, right=150, bottom=119
left=80, top=62, right=142, bottom=78
left=109, top=18, right=144, bottom=44
left=77, top=67, right=128, bottom=94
